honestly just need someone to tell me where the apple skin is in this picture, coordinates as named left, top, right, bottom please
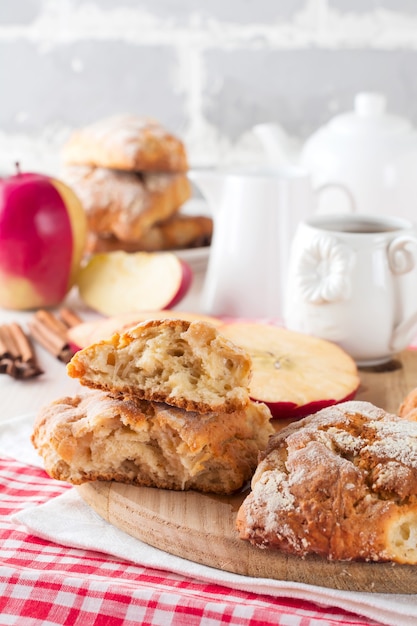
left=0, top=171, right=87, bottom=310
left=165, top=259, right=192, bottom=308
left=263, top=389, right=359, bottom=420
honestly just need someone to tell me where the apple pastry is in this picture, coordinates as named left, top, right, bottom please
left=62, top=115, right=188, bottom=173
left=31, top=390, right=273, bottom=494
left=33, top=318, right=274, bottom=494
left=67, top=319, right=252, bottom=414
left=62, top=165, right=191, bottom=243
left=61, top=116, right=212, bottom=254
left=237, top=400, right=417, bottom=563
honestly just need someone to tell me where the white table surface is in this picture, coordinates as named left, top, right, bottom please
left=0, top=267, right=205, bottom=422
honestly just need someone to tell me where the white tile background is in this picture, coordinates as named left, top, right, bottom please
left=1, top=0, right=417, bottom=174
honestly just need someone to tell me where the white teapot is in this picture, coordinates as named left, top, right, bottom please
left=254, top=92, right=417, bottom=218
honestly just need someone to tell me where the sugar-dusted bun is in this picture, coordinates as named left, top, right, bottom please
left=62, top=115, right=188, bottom=173
left=237, top=400, right=417, bottom=564
left=67, top=319, right=252, bottom=414
left=32, top=390, right=273, bottom=494
left=62, top=165, right=191, bottom=243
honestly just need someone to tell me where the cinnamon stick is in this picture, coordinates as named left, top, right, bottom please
left=34, top=309, right=69, bottom=338
left=9, top=322, right=37, bottom=363
left=0, top=325, right=14, bottom=375
left=28, top=310, right=73, bottom=364
left=0, top=323, right=43, bottom=379
left=59, top=307, right=83, bottom=329
left=0, top=324, right=20, bottom=359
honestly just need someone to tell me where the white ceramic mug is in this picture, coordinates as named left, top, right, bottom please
left=190, top=167, right=353, bottom=318
left=284, top=214, right=417, bottom=365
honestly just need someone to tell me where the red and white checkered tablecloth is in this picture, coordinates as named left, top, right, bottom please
left=0, top=456, right=385, bottom=626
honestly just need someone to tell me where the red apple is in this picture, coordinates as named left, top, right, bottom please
left=0, top=168, right=87, bottom=309
left=219, top=322, right=360, bottom=419
left=76, top=251, right=193, bottom=316
left=67, top=309, right=222, bottom=351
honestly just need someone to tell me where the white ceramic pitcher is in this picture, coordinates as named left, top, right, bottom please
left=189, top=167, right=353, bottom=318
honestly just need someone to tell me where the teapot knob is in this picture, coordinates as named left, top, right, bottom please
left=354, top=92, right=386, bottom=118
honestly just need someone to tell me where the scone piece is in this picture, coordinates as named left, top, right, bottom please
left=86, top=214, right=213, bottom=253
left=62, top=165, right=191, bottom=242
left=398, top=387, right=417, bottom=420
left=237, top=400, right=417, bottom=564
left=67, top=319, right=252, bottom=414
left=31, top=391, right=274, bottom=494
left=62, top=115, right=188, bottom=173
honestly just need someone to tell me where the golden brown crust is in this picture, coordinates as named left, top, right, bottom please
left=67, top=318, right=252, bottom=414
left=31, top=390, right=274, bottom=494
left=236, top=400, right=417, bottom=563
left=67, top=311, right=223, bottom=351
left=85, top=213, right=213, bottom=253
left=62, top=115, right=188, bottom=173
left=62, top=165, right=191, bottom=242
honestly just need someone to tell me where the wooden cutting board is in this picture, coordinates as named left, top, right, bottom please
left=77, top=349, right=417, bottom=594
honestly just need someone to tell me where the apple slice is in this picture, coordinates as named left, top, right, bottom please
left=67, top=310, right=222, bottom=351
left=76, top=251, right=192, bottom=316
left=219, top=322, right=359, bottom=420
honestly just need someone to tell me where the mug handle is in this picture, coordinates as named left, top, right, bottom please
left=388, top=235, right=417, bottom=275
left=388, top=235, right=417, bottom=351
left=315, top=183, right=356, bottom=213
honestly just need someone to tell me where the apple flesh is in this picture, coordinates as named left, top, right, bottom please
left=67, top=309, right=222, bottom=351
left=0, top=171, right=87, bottom=309
left=219, top=322, right=360, bottom=420
left=76, top=251, right=193, bottom=316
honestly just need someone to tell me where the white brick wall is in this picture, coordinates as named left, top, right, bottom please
left=1, top=0, right=417, bottom=175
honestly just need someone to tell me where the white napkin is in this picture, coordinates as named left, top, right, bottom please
left=0, top=414, right=42, bottom=467
left=2, top=415, right=417, bottom=626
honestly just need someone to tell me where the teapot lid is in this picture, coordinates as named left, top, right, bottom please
left=327, top=92, right=411, bottom=135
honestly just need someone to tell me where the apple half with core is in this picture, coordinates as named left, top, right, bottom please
left=0, top=169, right=87, bottom=310
left=77, top=250, right=193, bottom=316
left=219, top=322, right=360, bottom=420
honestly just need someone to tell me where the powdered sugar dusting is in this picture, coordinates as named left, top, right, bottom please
left=255, top=470, right=295, bottom=515
left=62, top=114, right=187, bottom=172
left=61, top=165, right=188, bottom=240
left=365, top=419, right=417, bottom=467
